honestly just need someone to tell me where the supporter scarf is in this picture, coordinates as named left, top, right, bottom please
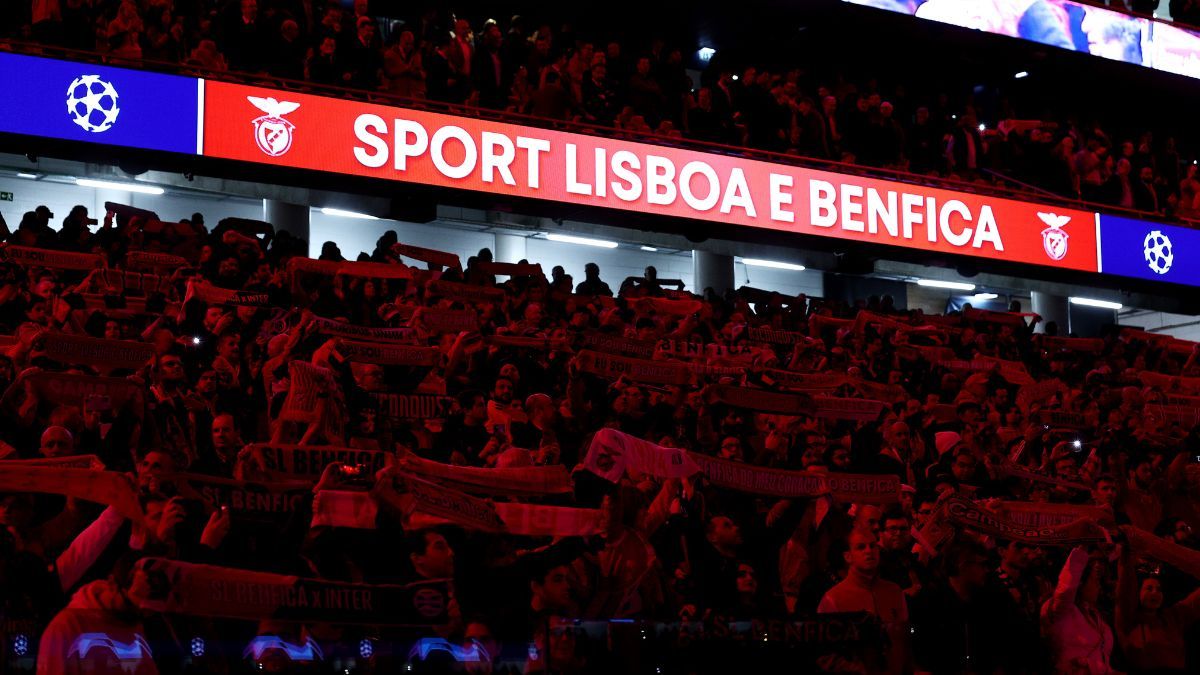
left=378, top=471, right=507, bottom=532
left=426, top=280, right=504, bottom=303
left=369, top=393, right=454, bottom=421
left=1, top=245, right=102, bottom=271
left=812, top=396, right=887, bottom=422
left=575, top=349, right=692, bottom=386
left=337, top=340, right=440, bottom=367
left=410, top=502, right=603, bottom=537
left=1040, top=409, right=1088, bottom=429
left=1039, top=335, right=1105, bottom=354
left=3, top=370, right=144, bottom=417
left=636, top=296, right=703, bottom=316
left=704, top=384, right=815, bottom=416
left=994, top=501, right=1112, bottom=528
left=391, top=243, right=461, bottom=270
left=80, top=293, right=180, bottom=319
left=745, top=326, right=808, bottom=346
left=311, top=489, right=379, bottom=529
left=409, top=307, right=479, bottom=334
left=164, top=472, right=312, bottom=521
left=564, top=293, right=617, bottom=310
left=582, top=428, right=700, bottom=483
left=687, top=362, right=748, bottom=380
left=848, top=380, right=908, bottom=404
left=1122, top=525, right=1200, bottom=581
left=185, top=279, right=270, bottom=307
left=134, top=557, right=451, bottom=625
left=942, top=496, right=1106, bottom=545
left=1139, top=371, right=1200, bottom=394
left=579, top=331, right=657, bottom=359
left=963, top=308, right=1035, bottom=327
left=399, top=454, right=573, bottom=496
left=124, top=251, right=190, bottom=273
left=243, top=442, right=393, bottom=481
left=657, top=340, right=756, bottom=362
left=993, top=462, right=1093, bottom=492
left=761, top=370, right=850, bottom=392
left=1144, top=404, right=1200, bottom=429
left=0, top=454, right=104, bottom=469
left=896, top=344, right=957, bottom=363
left=309, top=315, right=418, bottom=344
left=853, top=311, right=938, bottom=336
left=279, top=361, right=338, bottom=424
left=690, top=454, right=900, bottom=503
left=85, top=269, right=175, bottom=298
left=1016, top=378, right=1069, bottom=413
left=808, top=314, right=855, bottom=337
left=487, top=334, right=571, bottom=351
left=288, top=256, right=418, bottom=280
left=474, top=261, right=542, bottom=277
left=0, top=466, right=142, bottom=521
left=42, top=333, right=155, bottom=371
left=581, top=429, right=897, bottom=502
left=938, top=356, right=1035, bottom=385
left=1121, top=327, right=1173, bottom=344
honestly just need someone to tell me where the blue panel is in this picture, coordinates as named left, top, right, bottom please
left=1099, top=214, right=1200, bottom=285
left=0, top=52, right=198, bottom=155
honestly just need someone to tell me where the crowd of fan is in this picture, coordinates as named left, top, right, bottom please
left=11, top=0, right=1200, bottom=221
left=0, top=199, right=1199, bottom=674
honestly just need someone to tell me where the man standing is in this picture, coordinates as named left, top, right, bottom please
left=818, top=528, right=909, bottom=673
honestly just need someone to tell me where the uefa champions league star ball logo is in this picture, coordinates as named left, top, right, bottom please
left=66, top=75, right=120, bottom=133
left=1038, top=212, right=1071, bottom=261
left=248, top=96, right=300, bottom=157
left=1144, top=229, right=1174, bottom=275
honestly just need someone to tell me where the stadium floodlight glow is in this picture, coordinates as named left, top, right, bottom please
left=546, top=233, right=618, bottom=248
left=971, top=292, right=999, bottom=301
left=697, top=47, right=716, bottom=63
left=320, top=207, right=378, bottom=220
left=978, top=123, right=986, bottom=132
left=1014, top=71, right=1029, bottom=79
left=75, top=178, right=164, bottom=195
left=916, top=278, right=975, bottom=291
left=740, top=258, right=805, bottom=271
left=1069, top=297, right=1123, bottom=310
left=640, top=246, right=659, bottom=252
left=16, top=173, right=39, bottom=179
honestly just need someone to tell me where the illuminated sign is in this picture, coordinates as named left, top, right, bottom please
left=844, top=0, right=1200, bottom=81
left=1098, top=214, right=1199, bottom=285
left=201, top=80, right=1098, bottom=272
left=0, top=51, right=200, bottom=154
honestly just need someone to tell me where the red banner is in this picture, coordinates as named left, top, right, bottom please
left=202, top=81, right=1098, bottom=273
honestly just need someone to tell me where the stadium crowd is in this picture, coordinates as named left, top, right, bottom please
left=0, top=198, right=1197, bottom=675
left=9, top=0, right=1200, bottom=221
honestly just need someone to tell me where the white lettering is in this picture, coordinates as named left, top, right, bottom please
left=900, top=193, right=921, bottom=239
left=611, top=150, right=642, bottom=201
left=393, top=119, right=429, bottom=171
left=565, top=144, right=591, bottom=195
left=973, top=206, right=1004, bottom=250
left=480, top=132, right=516, bottom=185
left=595, top=147, right=607, bottom=198
left=769, top=173, right=794, bottom=223
left=646, top=155, right=677, bottom=206
left=841, top=184, right=865, bottom=232
left=516, top=137, right=550, bottom=189
left=810, top=180, right=837, bottom=228
left=866, top=189, right=897, bottom=236
left=939, top=200, right=973, bottom=247
left=680, top=161, right=720, bottom=211
left=721, top=168, right=756, bottom=217
left=430, top=126, right=477, bottom=179
left=353, top=114, right=389, bottom=168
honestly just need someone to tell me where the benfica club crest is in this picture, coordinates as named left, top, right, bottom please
left=247, top=96, right=300, bottom=157
left=1038, top=212, right=1071, bottom=261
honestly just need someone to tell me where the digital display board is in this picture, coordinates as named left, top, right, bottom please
left=201, top=80, right=1098, bottom=272
left=0, top=51, right=200, bottom=155
left=844, top=0, right=1200, bottom=80
left=1098, top=214, right=1199, bottom=285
